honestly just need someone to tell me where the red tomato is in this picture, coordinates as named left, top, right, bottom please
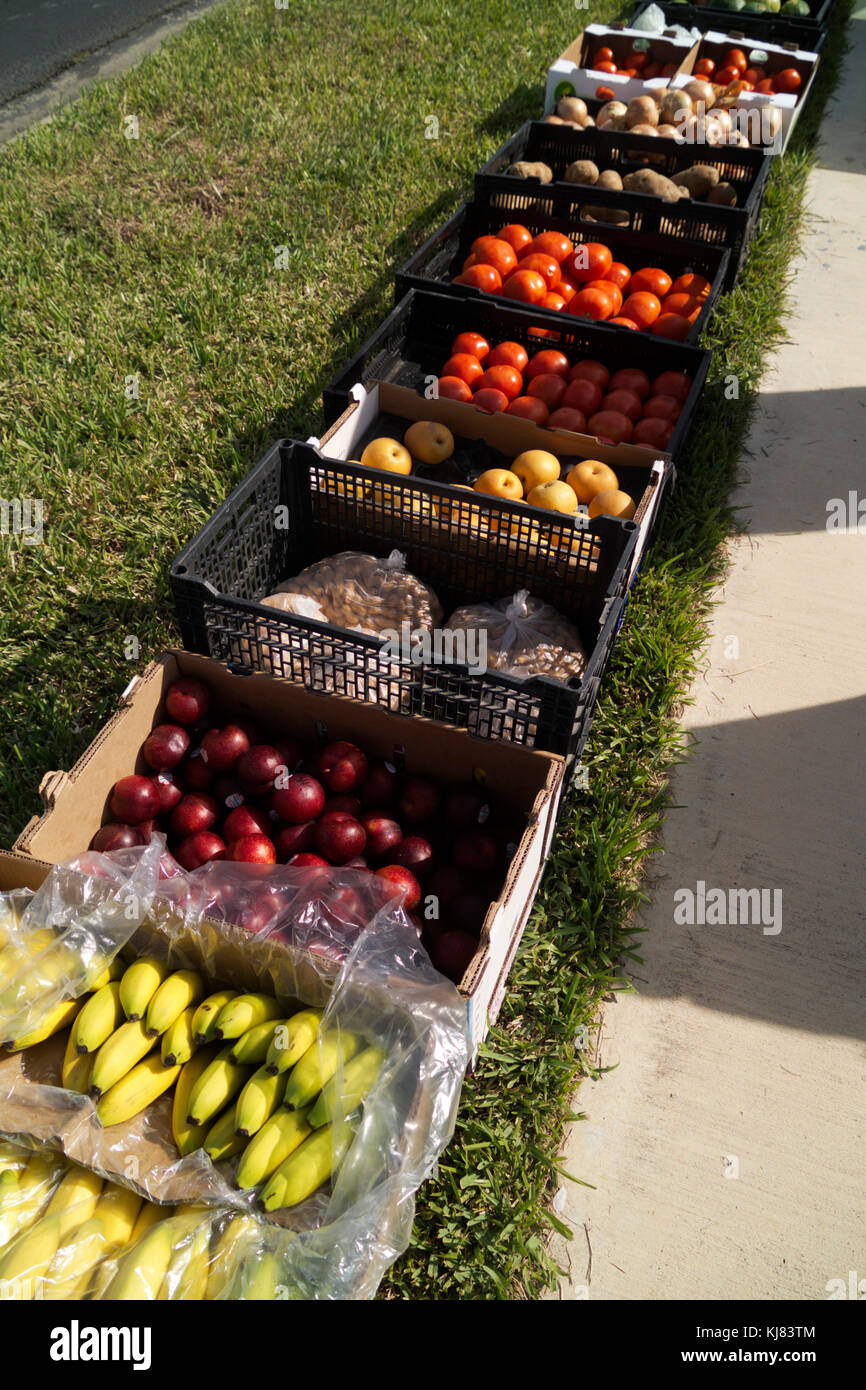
left=568, top=242, right=613, bottom=284
left=593, top=47, right=615, bottom=65
left=501, top=269, right=547, bottom=304
left=477, top=365, right=523, bottom=401
left=584, top=279, right=623, bottom=315
left=671, top=273, right=711, bottom=301
left=437, top=376, right=472, bottom=403
left=694, top=58, right=715, bottom=78
left=628, top=267, right=672, bottom=300
left=652, top=370, right=691, bottom=402
left=608, top=316, right=638, bottom=330
left=587, top=410, right=633, bottom=445
left=472, top=388, right=509, bottom=414
left=470, top=236, right=518, bottom=279
left=755, top=78, right=776, bottom=94
left=651, top=314, right=691, bottom=340
left=519, top=253, right=561, bottom=291
left=556, top=277, right=579, bottom=304
left=441, top=353, right=484, bottom=386
left=609, top=368, right=651, bottom=400
left=724, top=48, right=748, bottom=73
left=594, top=61, right=618, bottom=75
left=632, top=417, right=673, bottom=448
left=541, top=292, right=566, bottom=313
left=774, top=68, right=802, bottom=94
left=496, top=224, right=533, bottom=254
left=606, top=262, right=632, bottom=291
left=523, top=232, right=573, bottom=264
left=642, top=394, right=683, bottom=422
left=454, top=264, right=502, bottom=294
left=743, top=66, right=765, bottom=85
left=601, top=389, right=643, bottom=423
left=506, top=395, right=549, bottom=424
left=626, top=51, right=648, bottom=70
left=562, top=377, right=603, bottom=415
left=715, top=65, right=742, bottom=87
left=451, top=332, right=489, bottom=362
left=526, top=349, right=570, bottom=380
left=660, top=292, right=702, bottom=320
left=568, top=287, right=614, bottom=321
left=488, top=341, right=528, bottom=372
left=547, top=407, right=587, bottom=433
left=527, top=373, right=567, bottom=409
left=569, top=360, right=610, bottom=391
left=595, top=85, right=615, bottom=101
left=642, top=63, right=660, bottom=79
left=620, top=291, right=661, bottom=330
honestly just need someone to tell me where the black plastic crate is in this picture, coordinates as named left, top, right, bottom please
left=169, top=440, right=639, bottom=781
left=322, top=287, right=712, bottom=460
left=475, top=121, right=771, bottom=291
left=629, top=1, right=832, bottom=47
left=394, top=199, right=730, bottom=343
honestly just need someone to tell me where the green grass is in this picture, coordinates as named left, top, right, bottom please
left=0, top=0, right=854, bottom=1298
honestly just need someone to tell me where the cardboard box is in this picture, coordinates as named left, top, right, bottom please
left=12, top=651, right=565, bottom=1059
left=544, top=22, right=698, bottom=111
left=314, top=380, right=670, bottom=588
left=672, top=33, right=820, bottom=152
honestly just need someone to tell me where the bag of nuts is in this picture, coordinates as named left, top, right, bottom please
left=263, top=550, right=443, bottom=638
left=444, top=589, right=587, bottom=685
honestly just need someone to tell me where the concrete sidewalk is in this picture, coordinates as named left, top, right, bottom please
left=549, top=12, right=866, bottom=1302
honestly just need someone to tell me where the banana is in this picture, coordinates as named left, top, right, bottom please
left=44, top=1216, right=109, bottom=1299
left=90, top=1018, right=155, bottom=1097
left=264, top=1008, right=322, bottom=1075
left=62, top=1028, right=95, bottom=1093
left=166, top=1218, right=210, bottom=1301
left=282, top=1030, right=359, bottom=1111
left=0, top=927, right=55, bottom=990
left=90, top=957, right=125, bottom=991
left=161, top=1006, right=198, bottom=1066
left=237, top=1107, right=313, bottom=1190
left=202, top=1104, right=245, bottom=1163
left=0, top=1168, right=19, bottom=1243
left=3, top=997, right=82, bottom=1052
left=145, top=969, right=203, bottom=1038
left=119, top=956, right=169, bottom=1021
left=212, top=993, right=281, bottom=1041
left=228, top=1018, right=285, bottom=1066
left=260, top=1123, right=352, bottom=1212
left=0, top=1154, right=55, bottom=1247
left=0, top=1212, right=65, bottom=1288
left=96, top=1054, right=181, bottom=1127
left=308, top=1046, right=385, bottom=1128
left=205, top=1214, right=258, bottom=1300
left=172, top=1045, right=221, bottom=1156
left=45, top=1165, right=104, bottom=1238
left=235, top=1067, right=287, bottom=1139
left=101, top=1220, right=174, bottom=1300
left=129, top=1201, right=163, bottom=1244
left=70, top=981, right=124, bottom=1055
left=191, top=990, right=238, bottom=1044
left=235, top=1248, right=282, bottom=1300
left=0, top=938, right=98, bottom=1015
left=92, top=1184, right=142, bottom=1249
left=186, top=1046, right=251, bottom=1127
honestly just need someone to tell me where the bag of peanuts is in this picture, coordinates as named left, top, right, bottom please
left=444, top=589, right=587, bottom=685
left=262, top=550, right=443, bottom=638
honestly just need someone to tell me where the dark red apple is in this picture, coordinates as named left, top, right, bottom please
left=359, top=813, right=402, bottom=861
left=201, top=725, right=251, bottom=772
left=110, top=775, right=161, bottom=825
left=287, top=852, right=328, bottom=867
left=387, top=835, right=433, bottom=880
left=446, top=787, right=491, bottom=831
left=399, top=776, right=440, bottom=824
left=237, top=745, right=284, bottom=796
left=232, top=716, right=262, bottom=746
left=142, top=723, right=190, bottom=772
left=137, top=819, right=158, bottom=843
left=164, top=677, right=211, bottom=726
left=428, top=865, right=469, bottom=909
left=432, top=931, right=477, bottom=983
left=181, top=752, right=215, bottom=791
left=453, top=831, right=498, bottom=874
left=317, top=741, right=368, bottom=794
left=374, top=864, right=421, bottom=911
left=151, top=772, right=183, bottom=814
left=91, top=823, right=145, bottom=852
left=275, top=738, right=303, bottom=773
left=227, top=834, right=277, bottom=864
left=359, top=762, right=399, bottom=808
left=323, top=795, right=362, bottom=819
left=171, top=792, right=219, bottom=838
left=214, top=773, right=246, bottom=811
left=314, top=813, right=366, bottom=865
left=223, top=804, right=272, bottom=843
left=175, top=831, right=227, bottom=871
left=272, top=773, right=326, bottom=824
left=275, top=822, right=316, bottom=861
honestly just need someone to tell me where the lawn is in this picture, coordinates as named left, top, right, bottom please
left=0, top=0, right=853, bottom=1298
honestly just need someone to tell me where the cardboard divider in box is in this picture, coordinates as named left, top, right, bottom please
left=394, top=200, right=729, bottom=345
left=474, top=120, right=771, bottom=291
left=11, top=651, right=566, bottom=1060
left=314, top=379, right=671, bottom=588
left=544, top=22, right=699, bottom=110
left=628, top=1, right=832, bottom=51
left=167, top=441, right=636, bottom=773
left=322, top=287, right=712, bottom=460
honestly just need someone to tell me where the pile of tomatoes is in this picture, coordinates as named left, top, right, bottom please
left=588, top=45, right=678, bottom=81
left=435, top=330, right=693, bottom=450
left=694, top=47, right=803, bottom=95
left=453, top=226, right=712, bottom=341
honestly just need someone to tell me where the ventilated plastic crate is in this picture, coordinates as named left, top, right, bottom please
left=629, top=1, right=832, bottom=48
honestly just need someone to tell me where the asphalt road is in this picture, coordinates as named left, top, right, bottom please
left=0, top=0, right=193, bottom=105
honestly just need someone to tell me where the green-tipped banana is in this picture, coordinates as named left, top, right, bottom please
left=260, top=1123, right=352, bottom=1211
left=283, top=1030, right=359, bottom=1111
left=161, top=1006, right=198, bottom=1067
left=228, top=1018, right=286, bottom=1066
left=172, top=1045, right=221, bottom=1156
left=265, top=1008, right=322, bottom=1075
left=90, top=1018, right=155, bottom=1097
left=237, top=1107, right=313, bottom=1190
left=191, top=990, right=238, bottom=1044
left=186, top=1046, right=251, bottom=1127
left=62, top=1028, right=95, bottom=1093
left=145, top=969, right=203, bottom=1038
left=235, top=1067, right=286, bottom=1138
left=213, top=993, right=281, bottom=1041
left=119, top=956, right=168, bottom=1021
left=45, top=1165, right=104, bottom=1238
left=97, top=1054, right=181, bottom=1127
left=3, top=997, right=82, bottom=1052
left=309, top=1046, right=385, bottom=1128
left=203, top=1104, right=245, bottom=1163
left=44, top=1216, right=109, bottom=1299
left=71, top=981, right=124, bottom=1055
left=101, top=1221, right=174, bottom=1300
left=205, top=1214, right=259, bottom=1300
left=0, top=1212, right=65, bottom=1287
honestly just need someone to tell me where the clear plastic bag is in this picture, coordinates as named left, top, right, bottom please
left=444, top=588, right=587, bottom=684
left=264, top=549, right=443, bottom=638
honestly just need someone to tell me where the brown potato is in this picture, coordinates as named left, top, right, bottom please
left=622, top=168, right=682, bottom=202
left=564, top=159, right=599, bottom=186
left=557, top=95, right=588, bottom=124
left=507, top=161, right=553, bottom=182
left=707, top=181, right=737, bottom=206
left=582, top=207, right=630, bottom=225
left=672, top=164, right=720, bottom=198
left=596, top=169, right=623, bottom=191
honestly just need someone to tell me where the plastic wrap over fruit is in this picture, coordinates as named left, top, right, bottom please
left=445, top=588, right=587, bottom=684
left=0, top=843, right=469, bottom=1298
left=264, top=549, right=444, bottom=638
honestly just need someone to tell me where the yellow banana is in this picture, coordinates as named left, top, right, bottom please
left=202, top=1104, right=245, bottom=1163
left=235, top=1067, right=287, bottom=1139
left=0, top=938, right=101, bottom=1015
left=145, top=969, right=203, bottom=1038
left=172, top=1045, right=221, bottom=1156
left=191, top=990, right=237, bottom=1044
left=283, top=1030, right=359, bottom=1111
left=92, top=1184, right=142, bottom=1249
left=212, top=993, right=281, bottom=1041
left=62, top=1028, right=95, bottom=1093
left=119, top=956, right=168, bottom=1021
left=0, top=1211, right=65, bottom=1288
left=3, top=997, right=82, bottom=1052
left=161, top=1006, right=198, bottom=1066
left=45, top=1165, right=103, bottom=1238
left=96, top=1054, right=181, bottom=1127
left=90, top=957, right=125, bottom=991
left=101, top=1221, right=174, bottom=1300
left=70, top=981, right=124, bottom=1055
left=237, top=1107, right=313, bottom=1190
left=187, top=1046, right=251, bottom=1127
left=228, top=1018, right=285, bottom=1066
left=260, top=1123, right=352, bottom=1211
left=205, top=1214, right=259, bottom=1300
left=90, top=1018, right=155, bottom=1097
left=0, top=927, right=55, bottom=990
left=129, top=1201, right=163, bottom=1244
left=0, top=1154, right=55, bottom=1247
left=309, top=1046, right=385, bottom=1128
left=44, top=1216, right=109, bottom=1299
left=264, top=1008, right=323, bottom=1075
left=236, top=1247, right=282, bottom=1300
left=166, top=1218, right=210, bottom=1301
